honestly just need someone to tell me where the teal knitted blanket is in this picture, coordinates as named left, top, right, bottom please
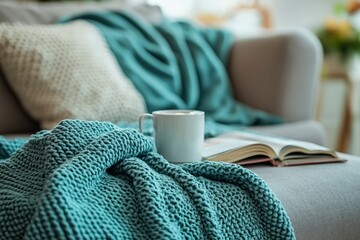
left=0, top=120, right=295, bottom=239
left=59, top=11, right=282, bottom=126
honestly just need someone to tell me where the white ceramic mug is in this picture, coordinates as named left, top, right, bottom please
left=138, top=110, right=204, bottom=163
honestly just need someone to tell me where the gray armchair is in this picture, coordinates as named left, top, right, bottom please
left=0, top=1, right=326, bottom=147
left=229, top=28, right=326, bottom=145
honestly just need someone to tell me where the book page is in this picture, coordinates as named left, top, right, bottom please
left=218, top=131, right=337, bottom=160
left=202, top=137, right=276, bottom=162
left=203, top=138, right=259, bottom=158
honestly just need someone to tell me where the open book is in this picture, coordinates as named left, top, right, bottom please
left=202, top=131, right=346, bottom=166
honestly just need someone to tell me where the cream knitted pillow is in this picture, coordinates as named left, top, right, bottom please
left=0, top=21, right=146, bottom=129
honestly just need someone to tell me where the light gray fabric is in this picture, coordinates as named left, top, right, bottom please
left=248, top=154, right=360, bottom=240
left=251, top=120, right=328, bottom=146
left=0, top=1, right=162, bottom=24
left=228, top=28, right=323, bottom=122
left=229, top=29, right=326, bottom=146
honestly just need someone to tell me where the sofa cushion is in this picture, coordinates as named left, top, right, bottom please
left=0, top=21, right=147, bottom=129
left=250, top=120, right=327, bottom=146
left=248, top=154, right=360, bottom=240
left=0, top=1, right=162, bottom=24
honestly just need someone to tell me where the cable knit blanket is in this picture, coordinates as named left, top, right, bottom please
left=59, top=11, right=283, bottom=126
left=0, top=120, right=295, bottom=239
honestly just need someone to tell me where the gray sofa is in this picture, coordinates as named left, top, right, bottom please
left=0, top=1, right=326, bottom=146
left=0, top=1, right=359, bottom=240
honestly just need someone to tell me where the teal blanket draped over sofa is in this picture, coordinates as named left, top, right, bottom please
left=59, top=12, right=282, bottom=125
left=0, top=120, right=294, bottom=239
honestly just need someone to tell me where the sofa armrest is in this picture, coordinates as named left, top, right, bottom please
left=228, top=28, right=323, bottom=122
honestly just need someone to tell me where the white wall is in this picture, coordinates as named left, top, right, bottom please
left=273, top=0, right=345, bottom=30
left=152, top=0, right=344, bottom=31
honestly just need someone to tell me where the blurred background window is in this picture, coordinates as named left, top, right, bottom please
left=147, top=0, right=273, bottom=36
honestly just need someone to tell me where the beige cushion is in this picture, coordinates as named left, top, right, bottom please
left=0, top=21, right=147, bottom=129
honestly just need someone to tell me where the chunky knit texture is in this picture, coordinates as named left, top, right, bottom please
left=0, top=120, right=295, bottom=239
left=0, top=21, right=146, bottom=129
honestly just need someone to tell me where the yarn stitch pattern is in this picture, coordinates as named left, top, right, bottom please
left=0, top=120, right=295, bottom=239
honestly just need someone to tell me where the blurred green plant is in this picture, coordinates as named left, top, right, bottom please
left=316, top=1, right=360, bottom=61
left=316, top=18, right=360, bottom=61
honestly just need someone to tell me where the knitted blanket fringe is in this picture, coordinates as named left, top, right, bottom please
left=0, top=120, right=295, bottom=239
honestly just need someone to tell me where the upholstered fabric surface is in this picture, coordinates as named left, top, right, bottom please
left=0, top=21, right=146, bottom=129
left=249, top=155, right=360, bottom=240
left=228, top=30, right=322, bottom=123
left=0, top=120, right=295, bottom=239
left=251, top=120, right=327, bottom=146
left=0, top=1, right=162, bottom=25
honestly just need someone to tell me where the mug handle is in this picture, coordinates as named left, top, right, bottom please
left=138, top=113, right=153, bottom=133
